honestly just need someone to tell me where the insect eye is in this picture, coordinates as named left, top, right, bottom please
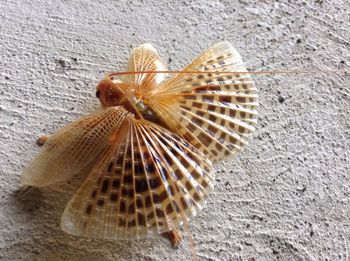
left=96, top=90, right=100, bottom=98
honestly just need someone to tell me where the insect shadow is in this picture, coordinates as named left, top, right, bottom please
left=10, top=172, right=177, bottom=260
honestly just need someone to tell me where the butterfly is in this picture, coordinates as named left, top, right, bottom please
left=21, top=42, right=258, bottom=246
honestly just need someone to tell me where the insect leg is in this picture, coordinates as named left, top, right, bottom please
left=36, top=135, right=49, bottom=146
left=162, top=229, right=183, bottom=248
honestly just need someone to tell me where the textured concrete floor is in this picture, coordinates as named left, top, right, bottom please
left=1, top=0, right=350, bottom=260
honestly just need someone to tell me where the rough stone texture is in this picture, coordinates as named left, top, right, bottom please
left=1, top=0, right=349, bottom=260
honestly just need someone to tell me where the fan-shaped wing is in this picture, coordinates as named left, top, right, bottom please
left=146, top=42, right=258, bottom=162
left=21, top=107, right=128, bottom=187
left=61, top=115, right=214, bottom=239
left=122, top=43, right=167, bottom=97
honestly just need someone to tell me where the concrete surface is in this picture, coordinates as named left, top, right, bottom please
left=1, top=0, right=349, bottom=260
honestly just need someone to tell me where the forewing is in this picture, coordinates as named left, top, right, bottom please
left=61, top=117, right=214, bottom=239
left=122, top=43, right=167, bottom=96
left=146, top=42, right=258, bottom=162
left=21, top=107, right=129, bottom=187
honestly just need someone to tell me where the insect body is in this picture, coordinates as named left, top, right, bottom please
left=21, top=42, right=258, bottom=244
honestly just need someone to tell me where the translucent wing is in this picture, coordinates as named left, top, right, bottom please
left=122, top=43, right=167, bottom=96
left=61, top=115, right=214, bottom=239
left=146, top=42, right=259, bottom=162
left=21, top=107, right=128, bottom=187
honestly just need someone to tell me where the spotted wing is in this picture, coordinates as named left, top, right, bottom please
left=122, top=43, right=167, bottom=96
left=21, top=107, right=128, bottom=187
left=61, top=116, right=214, bottom=239
left=146, top=42, right=258, bottom=162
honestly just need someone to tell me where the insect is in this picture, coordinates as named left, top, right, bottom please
left=21, top=42, right=258, bottom=246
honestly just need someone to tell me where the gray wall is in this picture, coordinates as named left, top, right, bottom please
left=1, top=0, right=349, bottom=260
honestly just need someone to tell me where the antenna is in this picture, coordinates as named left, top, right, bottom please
left=108, top=69, right=349, bottom=77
